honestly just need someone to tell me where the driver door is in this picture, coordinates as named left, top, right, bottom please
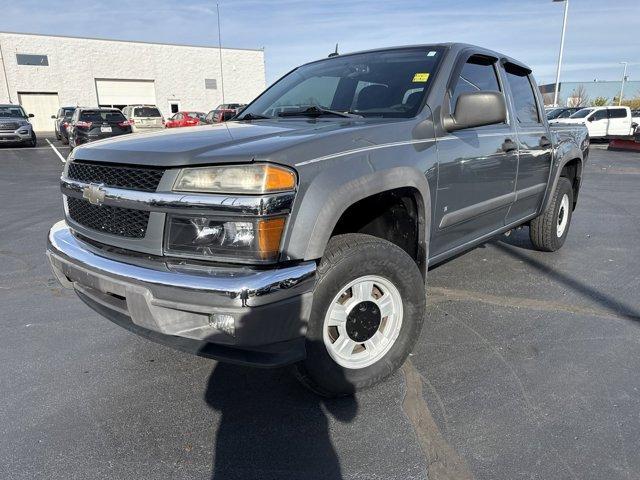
left=431, top=53, right=518, bottom=259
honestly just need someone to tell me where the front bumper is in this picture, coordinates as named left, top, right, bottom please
left=0, top=128, right=32, bottom=142
left=46, top=221, right=316, bottom=366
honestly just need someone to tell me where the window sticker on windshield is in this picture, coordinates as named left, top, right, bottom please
left=427, top=51, right=437, bottom=57
left=412, top=73, right=430, bottom=82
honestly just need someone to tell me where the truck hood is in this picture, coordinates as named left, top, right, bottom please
left=551, top=118, right=586, bottom=125
left=72, top=118, right=405, bottom=168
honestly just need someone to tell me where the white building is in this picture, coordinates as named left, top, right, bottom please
left=0, top=32, right=266, bottom=131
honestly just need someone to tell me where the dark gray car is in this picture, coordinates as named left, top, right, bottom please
left=46, top=43, right=589, bottom=396
left=0, top=104, right=37, bottom=147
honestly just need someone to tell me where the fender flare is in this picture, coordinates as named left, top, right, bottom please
left=540, top=144, right=583, bottom=214
left=283, top=164, right=432, bottom=269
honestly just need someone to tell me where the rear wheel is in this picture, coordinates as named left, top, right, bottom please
left=293, top=234, right=426, bottom=397
left=530, top=177, right=573, bottom=252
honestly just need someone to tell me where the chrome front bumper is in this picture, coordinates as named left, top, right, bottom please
left=46, top=221, right=316, bottom=365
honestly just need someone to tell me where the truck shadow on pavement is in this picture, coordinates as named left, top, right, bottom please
left=496, top=234, right=640, bottom=322
left=203, top=345, right=358, bottom=480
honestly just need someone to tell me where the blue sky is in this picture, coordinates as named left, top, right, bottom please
left=2, top=0, right=638, bottom=87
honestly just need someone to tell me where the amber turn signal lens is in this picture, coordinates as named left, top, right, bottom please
left=257, top=217, right=286, bottom=259
left=263, top=165, right=296, bottom=192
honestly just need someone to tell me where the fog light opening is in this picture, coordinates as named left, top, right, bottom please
left=209, top=313, right=236, bottom=336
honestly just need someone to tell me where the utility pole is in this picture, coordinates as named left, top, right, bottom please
left=216, top=3, right=226, bottom=105
left=618, top=62, right=628, bottom=106
left=552, top=0, right=569, bottom=107
left=0, top=40, right=12, bottom=103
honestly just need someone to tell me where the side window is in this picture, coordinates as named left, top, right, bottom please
left=609, top=108, right=627, bottom=119
left=592, top=109, right=608, bottom=121
left=505, top=69, right=540, bottom=124
left=450, top=56, right=500, bottom=111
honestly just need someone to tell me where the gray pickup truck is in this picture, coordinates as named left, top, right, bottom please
left=47, top=43, right=589, bottom=396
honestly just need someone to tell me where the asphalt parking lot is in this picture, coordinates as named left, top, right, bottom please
left=1, top=138, right=639, bottom=480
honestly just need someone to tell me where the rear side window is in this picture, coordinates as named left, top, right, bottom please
left=608, top=108, right=627, bottom=119
left=80, top=110, right=126, bottom=122
left=450, top=56, right=500, bottom=111
left=134, top=107, right=161, bottom=117
left=505, top=70, right=540, bottom=124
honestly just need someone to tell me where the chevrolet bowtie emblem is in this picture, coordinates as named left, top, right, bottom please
left=82, top=183, right=106, bottom=205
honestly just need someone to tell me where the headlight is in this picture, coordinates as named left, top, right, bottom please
left=173, top=164, right=296, bottom=194
left=165, top=215, right=286, bottom=262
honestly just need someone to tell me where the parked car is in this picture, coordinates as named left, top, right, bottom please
left=47, top=43, right=589, bottom=396
left=546, top=107, right=581, bottom=121
left=67, top=108, right=132, bottom=149
left=52, top=107, right=76, bottom=143
left=0, top=104, right=36, bottom=147
left=165, top=111, right=205, bottom=128
left=204, top=103, right=247, bottom=124
left=554, top=106, right=637, bottom=138
left=121, top=105, right=164, bottom=133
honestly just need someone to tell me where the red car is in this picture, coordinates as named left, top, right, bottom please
left=165, top=111, right=205, bottom=128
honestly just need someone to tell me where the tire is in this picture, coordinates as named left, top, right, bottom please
left=293, top=233, right=426, bottom=397
left=61, top=134, right=69, bottom=145
left=530, top=177, right=573, bottom=252
left=26, top=132, right=37, bottom=148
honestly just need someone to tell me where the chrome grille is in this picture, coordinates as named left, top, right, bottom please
left=67, top=161, right=165, bottom=192
left=0, top=122, right=19, bottom=131
left=67, top=197, right=149, bottom=238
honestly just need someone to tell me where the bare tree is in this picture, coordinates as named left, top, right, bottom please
left=542, top=92, right=555, bottom=106
left=567, top=85, right=590, bottom=107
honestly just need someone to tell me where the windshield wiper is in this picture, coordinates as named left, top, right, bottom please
left=237, top=113, right=271, bottom=121
left=278, top=106, right=362, bottom=118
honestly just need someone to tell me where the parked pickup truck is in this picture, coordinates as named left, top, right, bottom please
left=552, top=105, right=639, bottom=139
left=47, top=43, right=589, bottom=396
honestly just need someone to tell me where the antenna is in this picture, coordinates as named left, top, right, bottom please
left=216, top=3, right=226, bottom=104
left=328, top=43, right=339, bottom=58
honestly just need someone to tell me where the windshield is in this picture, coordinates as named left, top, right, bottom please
left=240, top=47, right=444, bottom=119
left=80, top=110, right=126, bottom=122
left=569, top=108, right=593, bottom=119
left=0, top=106, right=27, bottom=118
left=134, top=107, right=161, bottom=117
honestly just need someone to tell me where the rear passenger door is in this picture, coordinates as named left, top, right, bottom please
left=502, top=63, right=553, bottom=222
left=431, top=53, right=518, bottom=258
left=607, top=107, right=631, bottom=135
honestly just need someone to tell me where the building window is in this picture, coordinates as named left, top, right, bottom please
left=16, top=54, right=49, bottom=66
left=205, top=78, right=218, bottom=90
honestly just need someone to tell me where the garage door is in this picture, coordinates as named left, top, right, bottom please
left=95, top=79, right=156, bottom=109
left=18, top=93, right=60, bottom=132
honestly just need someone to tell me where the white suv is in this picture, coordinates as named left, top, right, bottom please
left=122, top=105, right=164, bottom=133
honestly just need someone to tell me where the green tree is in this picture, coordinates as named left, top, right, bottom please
left=591, top=96, right=609, bottom=106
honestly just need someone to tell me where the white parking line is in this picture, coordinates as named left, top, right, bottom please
left=46, top=138, right=67, bottom=163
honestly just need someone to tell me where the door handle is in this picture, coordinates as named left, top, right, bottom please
left=502, top=139, right=518, bottom=153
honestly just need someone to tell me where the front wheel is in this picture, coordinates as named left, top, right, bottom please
left=529, top=177, right=573, bottom=252
left=26, top=132, right=37, bottom=148
left=293, top=233, right=426, bottom=397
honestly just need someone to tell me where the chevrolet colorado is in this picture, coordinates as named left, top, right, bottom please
left=47, top=43, right=589, bottom=396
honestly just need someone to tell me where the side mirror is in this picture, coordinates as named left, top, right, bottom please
left=444, top=91, right=507, bottom=132
left=51, top=115, right=56, bottom=119
left=28, top=113, right=34, bottom=118
left=587, top=117, right=594, bottom=122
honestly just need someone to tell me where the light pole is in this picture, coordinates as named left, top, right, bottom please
left=618, top=62, right=628, bottom=106
left=552, top=0, right=569, bottom=107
